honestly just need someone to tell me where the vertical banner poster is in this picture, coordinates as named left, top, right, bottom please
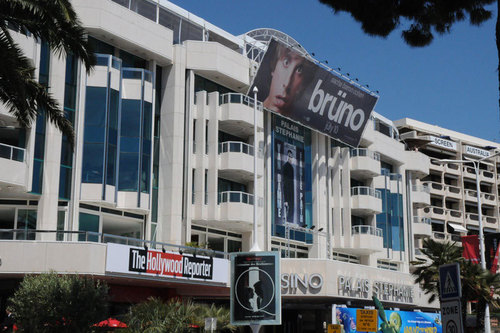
left=250, top=38, right=378, bottom=147
left=230, top=252, right=281, bottom=326
left=272, top=115, right=312, bottom=242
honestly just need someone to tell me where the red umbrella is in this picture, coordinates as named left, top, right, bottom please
left=94, top=318, right=127, bottom=328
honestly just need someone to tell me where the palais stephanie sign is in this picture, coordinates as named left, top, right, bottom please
left=338, top=275, right=414, bottom=303
left=105, top=243, right=229, bottom=284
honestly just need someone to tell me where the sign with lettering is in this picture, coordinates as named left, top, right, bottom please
left=428, top=136, right=457, bottom=151
left=441, top=300, right=464, bottom=333
left=356, top=309, right=378, bottom=331
left=327, top=324, right=342, bottom=333
left=464, top=145, right=491, bottom=158
left=281, top=273, right=323, bottom=294
left=106, top=243, right=228, bottom=284
left=230, top=252, right=281, bottom=326
left=337, top=275, right=414, bottom=303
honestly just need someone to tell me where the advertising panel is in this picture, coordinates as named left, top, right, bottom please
left=250, top=39, right=378, bottom=147
left=272, top=115, right=312, bottom=241
left=106, top=243, right=229, bottom=284
left=230, top=252, right=281, bottom=326
left=336, top=307, right=442, bottom=333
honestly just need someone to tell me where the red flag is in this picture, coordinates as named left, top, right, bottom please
left=462, top=235, right=480, bottom=264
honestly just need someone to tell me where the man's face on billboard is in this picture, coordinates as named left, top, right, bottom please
left=264, top=49, right=305, bottom=113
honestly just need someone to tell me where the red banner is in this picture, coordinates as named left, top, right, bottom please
left=462, top=235, right=480, bottom=264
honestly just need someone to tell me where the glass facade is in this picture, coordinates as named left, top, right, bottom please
left=59, top=53, right=78, bottom=200
left=376, top=175, right=405, bottom=251
left=31, top=41, right=50, bottom=194
left=82, top=54, right=153, bottom=204
left=78, top=212, right=99, bottom=242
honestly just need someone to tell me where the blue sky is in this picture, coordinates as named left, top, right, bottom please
left=172, top=0, right=500, bottom=142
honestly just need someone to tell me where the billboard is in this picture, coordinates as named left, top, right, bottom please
left=230, top=252, right=281, bottom=326
left=335, top=307, right=442, bottom=333
left=250, top=39, right=378, bottom=147
left=272, top=115, right=312, bottom=242
left=106, top=243, right=229, bottom=284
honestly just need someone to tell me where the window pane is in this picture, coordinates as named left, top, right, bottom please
left=59, top=166, right=72, bottom=199
left=16, top=209, right=37, bottom=240
left=78, top=212, right=99, bottom=242
left=121, top=99, right=141, bottom=137
left=118, top=152, right=139, bottom=191
left=85, top=87, right=107, bottom=127
left=106, top=144, right=117, bottom=186
left=82, top=143, right=104, bottom=183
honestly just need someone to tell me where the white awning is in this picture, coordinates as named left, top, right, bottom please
left=448, top=223, right=467, bottom=233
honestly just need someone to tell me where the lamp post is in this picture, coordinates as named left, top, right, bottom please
left=435, top=150, right=500, bottom=333
left=250, top=86, right=260, bottom=253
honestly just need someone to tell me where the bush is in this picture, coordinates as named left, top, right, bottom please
left=9, top=272, right=108, bottom=333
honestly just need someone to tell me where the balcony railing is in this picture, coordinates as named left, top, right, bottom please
left=412, top=184, right=430, bottom=193
left=218, top=191, right=254, bottom=205
left=349, top=148, right=380, bottom=161
left=352, top=225, right=383, bottom=237
left=350, top=186, right=381, bottom=199
left=219, top=93, right=263, bottom=110
left=413, top=216, right=431, bottom=224
left=0, top=229, right=228, bottom=258
left=0, top=143, right=25, bottom=162
left=218, top=141, right=254, bottom=156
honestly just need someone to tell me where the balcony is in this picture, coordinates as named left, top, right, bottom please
left=219, top=93, right=263, bottom=137
left=349, top=149, right=381, bottom=180
left=445, top=163, right=460, bottom=175
left=351, top=225, right=384, bottom=254
left=446, top=209, right=463, bottom=223
left=350, top=187, right=382, bottom=215
left=217, top=191, right=254, bottom=231
left=218, top=141, right=260, bottom=182
left=424, top=181, right=445, bottom=196
left=433, top=232, right=462, bottom=243
left=429, top=159, right=445, bottom=172
left=422, top=206, right=446, bottom=219
left=482, top=193, right=497, bottom=205
left=463, top=166, right=476, bottom=179
left=485, top=216, right=498, bottom=226
left=465, top=213, right=479, bottom=226
left=464, top=189, right=478, bottom=203
left=445, top=185, right=462, bottom=199
left=411, top=184, right=430, bottom=208
left=404, top=151, right=429, bottom=178
left=0, top=143, right=28, bottom=190
left=413, top=216, right=432, bottom=237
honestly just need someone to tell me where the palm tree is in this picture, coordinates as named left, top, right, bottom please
left=412, top=238, right=500, bottom=331
left=0, top=0, right=95, bottom=146
left=411, top=238, right=462, bottom=303
left=191, top=303, right=236, bottom=332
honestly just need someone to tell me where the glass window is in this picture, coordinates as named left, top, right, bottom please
left=57, top=211, right=65, bottom=241
left=121, top=99, right=141, bottom=136
left=79, top=212, right=99, bottom=242
left=82, top=143, right=104, bottom=183
left=130, top=0, right=157, bottom=21
left=85, top=87, right=107, bottom=127
left=59, top=165, right=72, bottom=199
left=227, top=239, right=242, bottom=252
left=159, top=8, right=181, bottom=43
left=140, top=155, right=150, bottom=193
left=88, top=36, right=115, bottom=55
left=120, top=50, right=147, bottom=69
left=118, top=152, right=139, bottom=191
left=106, top=145, right=117, bottom=186
left=180, top=19, right=203, bottom=42
left=31, top=159, right=43, bottom=194
left=16, top=209, right=37, bottom=240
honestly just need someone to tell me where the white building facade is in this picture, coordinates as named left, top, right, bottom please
left=0, top=0, right=445, bottom=330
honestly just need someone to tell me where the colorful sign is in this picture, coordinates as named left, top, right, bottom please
left=105, top=243, right=229, bottom=284
left=230, top=252, right=281, bottom=326
left=328, top=324, right=342, bottom=333
left=250, top=39, right=377, bottom=147
left=336, top=307, right=442, bottom=333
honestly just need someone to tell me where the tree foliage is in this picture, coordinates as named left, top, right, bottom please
left=411, top=238, right=500, bottom=331
left=124, top=297, right=236, bottom=333
left=318, top=0, right=500, bottom=111
left=0, top=0, right=95, bottom=145
left=8, top=272, right=109, bottom=333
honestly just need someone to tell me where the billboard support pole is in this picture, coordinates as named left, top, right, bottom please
left=250, top=86, right=261, bottom=253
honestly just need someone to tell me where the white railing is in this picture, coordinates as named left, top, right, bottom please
left=218, top=191, right=254, bottom=205
left=412, top=184, right=430, bottom=193
left=350, top=186, right=381, bottom=199
left=0, top=143, right=25, bottom=162
left=349, top=148, right=380, bottom=161
left=218, top=141, right=254, bottom=156
left=352, top=225, right=383, bottom=237
left=413, top=216, right=431, bottom=224
left=219, top=93, right=263, bottom=110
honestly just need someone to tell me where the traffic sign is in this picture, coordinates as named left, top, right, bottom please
left=356, top=309, right=378, bottom=331
left=439, top=263, right=461, bottom=300
left=441, top=299, right=464, bottom=333
left=327, top=324, right=342, bottom=333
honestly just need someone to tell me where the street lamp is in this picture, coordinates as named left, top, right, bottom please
left=434, top=150, right=500, bottom=333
